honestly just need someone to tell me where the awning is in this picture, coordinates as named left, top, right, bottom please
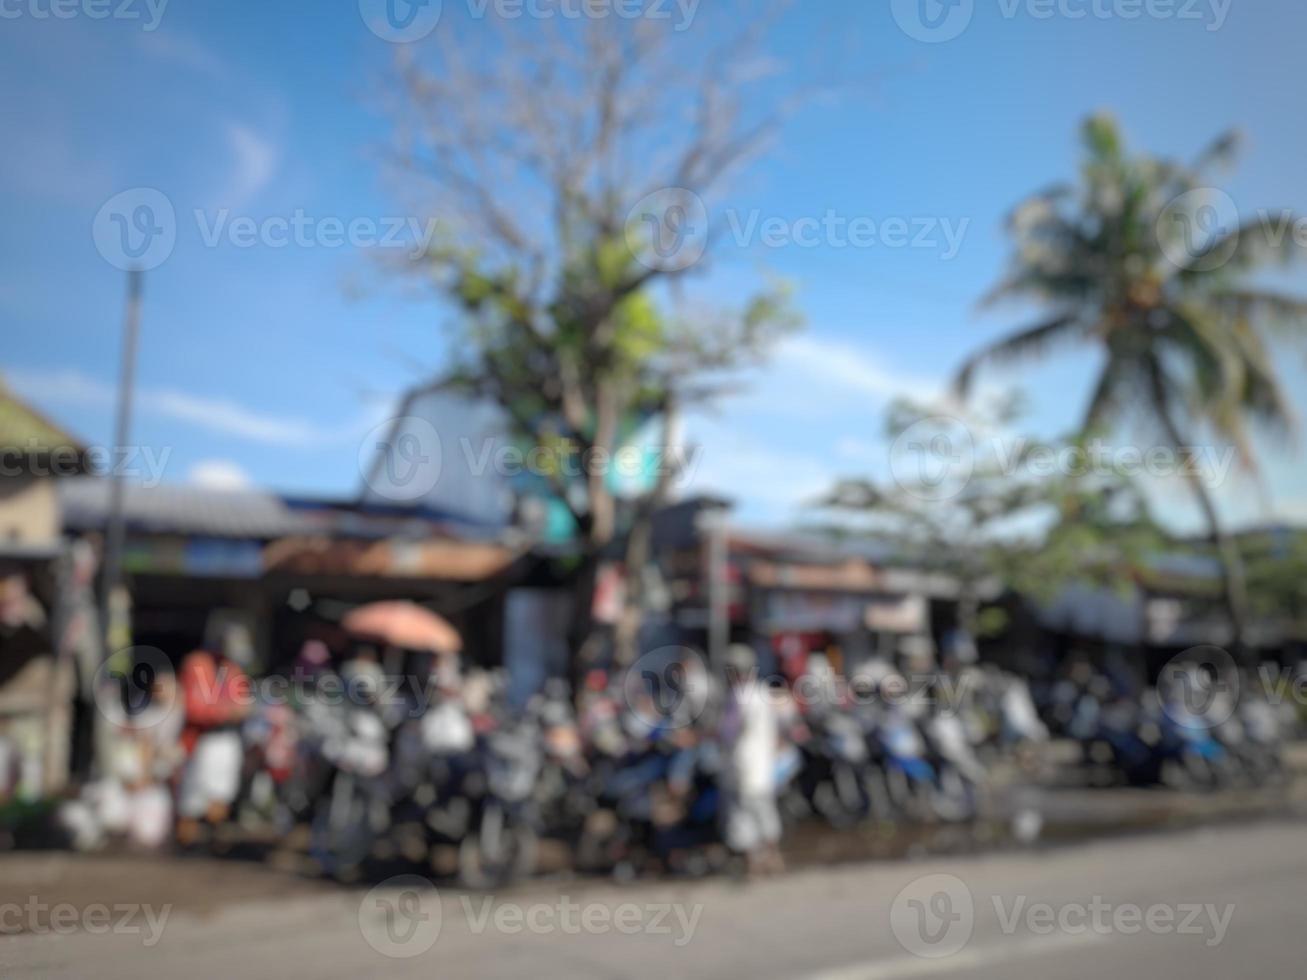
left=262, top=536, right=517, bottom=582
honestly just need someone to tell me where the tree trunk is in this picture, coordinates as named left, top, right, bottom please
left=565, top=379, right=620, bottom=692
left=565, top=547, right=605, bottom=695
left=614, top=509, right=653, bottom=669
left=613, top=404, right=680, bottom=668
left=1146, top=361, right=1250, bottom=661
left=1197, top=489, right=1250, bottom=660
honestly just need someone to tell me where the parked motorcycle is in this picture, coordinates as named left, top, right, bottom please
left=922, top=711, right=983, bottom=822
left=309, top=700, right=393, bottom=877
left=457, top=721, right=542, bottom=888
left=785, top=709, right=873, bottom=827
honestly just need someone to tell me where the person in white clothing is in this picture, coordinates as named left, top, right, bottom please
left=721, top=644, right=784, bottom=874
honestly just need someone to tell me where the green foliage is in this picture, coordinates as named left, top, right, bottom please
left=420, top=197, right=799, bottom=539
left=953, top=114, right=1307, bottom=652
left=960, top=113, right=1305, bottom=466
left=1242, top=529, right=1307, bottom=623
left=821, top=397, right=1167, bottom=611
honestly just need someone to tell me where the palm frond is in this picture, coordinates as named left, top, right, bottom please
left=1226, top=317, right=1298, bottom=437
left=1191, top=129, right=1242, bottom=175
left=1211, top=288, right=1307, bottom=341
left=952, top=314, right=1080, bottom=399
left=1081, top=355, right=1132, bottom=433
left=1178, top=214, right=1303, bottom=282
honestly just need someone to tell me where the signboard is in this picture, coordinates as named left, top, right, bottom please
left=863, top=594, right=927, bottom=633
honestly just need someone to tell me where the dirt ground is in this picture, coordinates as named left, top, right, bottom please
left=0, top=849, right=334, bottom=924
left=3, top=770, right=1305, bottom=922
left=4, top=741, right=1306, bottom=920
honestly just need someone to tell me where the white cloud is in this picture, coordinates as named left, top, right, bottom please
left=133, top=33, right=280, bottom=209
left=680, top=429, right=834, bottom=515
left=221, top=122, right=279, bottom=208
left=6, top=367, right=371, bottom=449
left=782, top=334, right=940, bottom=404
left=188, top=459, right=253, bottom=490
left=705, top=332, right=946, bottom=427
left=147, top=387, right=346, bottom=446
left=674, top=331, right=940, bottom=522
left=6, top=368, right=113, bottom=411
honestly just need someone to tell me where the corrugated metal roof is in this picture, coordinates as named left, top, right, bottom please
left=59, top=479, right=316, bottom=539
left=728, top=527, right=899, bottom=565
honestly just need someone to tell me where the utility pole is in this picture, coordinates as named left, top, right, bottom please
left=700, top=503, right=730, bottom=678
left=100, top=267, right=142, bottom=650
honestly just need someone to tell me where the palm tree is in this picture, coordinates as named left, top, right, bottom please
left=954, top=114, right=1306, bottom=658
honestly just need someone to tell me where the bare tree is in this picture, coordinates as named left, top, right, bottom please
left=382, top=9, right=803, bottom=675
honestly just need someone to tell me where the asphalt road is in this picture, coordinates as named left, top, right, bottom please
left=5, top=819, right=1307, bottom=979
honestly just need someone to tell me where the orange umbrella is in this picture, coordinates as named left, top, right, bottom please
left=342, top=601, right=462, bottom=654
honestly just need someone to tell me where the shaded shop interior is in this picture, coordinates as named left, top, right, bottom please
left=57, top=479, right=534, bottom=676
left=651, top=498, right=966, bottom=678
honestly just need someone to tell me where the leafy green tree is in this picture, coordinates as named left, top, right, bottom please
left=954, top=114, right=1306, bottom=657
left=820, top=398, right=1164, bottom=643
left=384, top=17, right=800, bottom=671
left=1242, top=528, right=1307, bottom=627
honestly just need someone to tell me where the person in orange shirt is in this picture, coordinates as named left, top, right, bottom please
left=175, top=625, right=253, bottom=847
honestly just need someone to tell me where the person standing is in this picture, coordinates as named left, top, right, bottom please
left=720, top=644, right=784, bottom=875
left=175, top=625, right=253, bottom=846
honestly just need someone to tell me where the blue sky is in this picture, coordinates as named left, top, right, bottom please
left=4, top=0, right=1307, bottom=530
